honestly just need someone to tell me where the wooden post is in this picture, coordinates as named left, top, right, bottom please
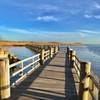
left=58, top=45, right=60, bottom=51
left=56, top=46, right=58, bottom=53
left=0, top=49, right=10, bottom=99
left=50, top=47, right=53, bottom=58
left=72, top=50, right=76, bottom=68
left=52, top=47, right=55, bottom=55
left=54, top=46, right=56, bottom=54
left=39, top=49, right=44, bottom=65
left=70, top=49, right=76, bottom=67
left=79, top=62, right=91, bottom=100
left=53, top=46, right=55, bottom=54
left=54, top=46, right=58, bottom=54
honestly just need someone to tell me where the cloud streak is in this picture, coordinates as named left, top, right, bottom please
left=0, top=26, right=100, bottom=43
left=84, top=14, right=100, bottom=19
left=0, top=26, right=91, bottom=38
left=79, top=29, right=100, bottom=35
left=36, top=16, right=58, bottom=22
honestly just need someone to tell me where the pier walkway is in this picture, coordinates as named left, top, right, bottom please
left=10, top=52, right=78, bottom=100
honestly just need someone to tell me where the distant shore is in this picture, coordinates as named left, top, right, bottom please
left=0, top=41, right=84, bottom=46
left=0, top=41, right=59, bottom=46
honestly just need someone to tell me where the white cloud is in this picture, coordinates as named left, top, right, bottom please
left=84, top=14, right=100, bottom=19
left=94, top=2, right=100, bottom=9
left=0, top=26, right=38, bottom=36
left=83, top=1, right=100, bottom=20
left=37, top=16, right=58, bottom=22
left=76, top=29, right=100, bottom=38
left=1, top=26, right=100, bottom=42
left=84, top=14, right=92, bottom=18
left=39, top=5, right=59, bottom=11
left=0, top=26, right=89, bottom=39
left=79, top=30, right=95, bottom=33
left=94, top=15, right=100, bottom=19
left=79, top=29, right=100, bottom=35
left=7, top=28, right=33, bottom=34
left=79, top=33, right=89, bottom=38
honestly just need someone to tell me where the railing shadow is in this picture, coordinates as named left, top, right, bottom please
left=10, top=54, right=66, bottom=100
left=65, top=54, right=78, bottom=100
left=10, top=57, right=54, bottom=100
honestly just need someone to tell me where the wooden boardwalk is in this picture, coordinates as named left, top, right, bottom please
left=10, top=52, right=79, bottom=100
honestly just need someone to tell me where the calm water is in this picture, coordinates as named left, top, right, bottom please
left=70, top=45, right=100, bottom=77
left=6, top=47, right=36, bottom=59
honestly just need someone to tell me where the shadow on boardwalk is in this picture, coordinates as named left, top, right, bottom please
left=10, top=54, right=65, bottom=100
left=65, top=53, right=79, bottom=100
left=10, top=52, right=78, bottom=100
left=11, top=58, right=59, bottom=100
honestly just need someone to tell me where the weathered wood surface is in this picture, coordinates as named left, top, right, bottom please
left=10, top=52, right=79, bottom=100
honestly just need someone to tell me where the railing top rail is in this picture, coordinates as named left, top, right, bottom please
left=74, top=55, right=80, bottom=63
left=10, top=59, right=40, bottom=78
left=90, top=74, right=100, bottom=90
left=44, top=50, right=49, bottom=54
left=9, top=53, right=40, bottom=69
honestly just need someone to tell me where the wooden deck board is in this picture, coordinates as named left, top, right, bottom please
left=10, top=52, right=79, bottom=100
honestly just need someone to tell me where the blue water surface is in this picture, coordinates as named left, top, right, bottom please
left=70, top=45, right=100, bottom=77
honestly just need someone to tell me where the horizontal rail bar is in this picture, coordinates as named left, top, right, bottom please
left=9, top=54, right=40, bottom=68
left=89, top=89, right=97, bottom=100
left=10, top=59, right=40, bottom=78
left=74, top=60, right=80, bottom=72
left=11, top=64, right=40, bottom=86
left=44, top=50, right=49, bottom=54
left=90, top=75, right=100, bottom=90
left=74, top=55, right=80, bottom=63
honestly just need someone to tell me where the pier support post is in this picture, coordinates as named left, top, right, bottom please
left=54, top=46, right=58, bottom=54
left=40, top=49, right=44, bottom=65
left=52, top=47, right=55, bottom=56
left=50, top=47, right=53, bottom=58
left=56, top=46, right=59, bottom=53
left=0, top=49, right=10, bottom=99
left=70, top=49, right=76, bottom=67
left=79, top=62, right=91, bottom=100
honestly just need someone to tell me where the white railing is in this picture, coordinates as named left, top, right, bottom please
left=0, top=46, right=59, bottom=99
left=9, top=54, right=40, bottom=86
left=8, top=47, right=58, bottom=86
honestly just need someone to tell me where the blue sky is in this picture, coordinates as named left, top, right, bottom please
left=0, top=0, right=100, bottom=43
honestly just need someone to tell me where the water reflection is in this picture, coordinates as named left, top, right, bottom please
left=7, top=47, right=36, bottom=59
